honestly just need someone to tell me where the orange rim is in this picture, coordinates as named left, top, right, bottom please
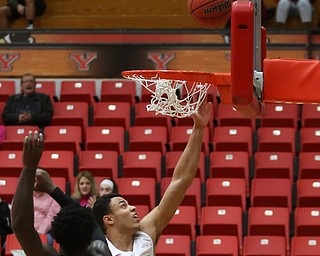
left=122, top=70, right=216, bottom=83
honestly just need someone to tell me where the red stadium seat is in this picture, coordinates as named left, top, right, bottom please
left=298, top=152, right=320, bottom=179
left=0, top=80, right=15, bottom=102
left=156, top=235, right=191, bottom=256
left=254, top=152, right=294, bottom=181
left=260, top=103, right=300, bottom=129
left=196, top=235, right=239, bottom=256
left=296, top=179, right=320, bottom=207
left=300, top=127, right=320, bottom=152
left=100, top=79, right=137, bottom=105
left=51, top=177, right=67, bottom=193
left=85, top=126, right=125, bottom=154
left=295, top=207, right=320, bottom=236
left=38, top=150, right=75, bottom=181
left=161, top=206, right=197, bottom=240
left=212, top=126, right=253, bottom=155
left=0, top=177, right=19, bottom=203
left=206, top=178, right=247, bottom=211
left=161, top=177, right=202, bottom=223
left=257, top=127, right=296, bottom=153
left=122, top=151, right=162, bottom=181
left=35, top=80, right=57, bottom=102
left=129, top=126, right=167, bottom=154
left=209, top=151, right=250, bottom=195
left=166, top=151, right=206, bottom=182
left=78, top=150, right=119, bottom=180
left=250, top=178, right=292, bottom=210
left=60, top=80, right=97, bottom=105
left=243, top=235, right=286, bottom=256
left=93, top=102, right=131, bottom=129
left=169, top=126, right=210, bottom=155
left=44, top=126, right=82, bottom=154
left=0, top=125, right=39, bottom=150
left=118, top=177, right=156, bottom=210
left=5, top=233, right=47, bottom=256
left=200, top=206, right=243, bottom=252
left=134, top=102, right=172, bottom=135
left=0, top=150, right=23, bottom=177
left=51, top=102, right=89, bottom=142
left=248, top=207, right=290, bottom=254
left=291, top=236, right=320, bottom=256
left=301, top=104, right=320, bottom=128
left=217, top=103, right=256, bottom=130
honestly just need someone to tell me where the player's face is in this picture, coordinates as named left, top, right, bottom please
left=79, top=176, right=92, bottom=196
left=21, top=75, right=36, bottom=95
left=109, top=197, right=140, bottom=232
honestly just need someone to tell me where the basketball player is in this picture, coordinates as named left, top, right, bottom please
left=93, top=100, right=212, bottom=255
left=11, top=131, right=111, bottom=256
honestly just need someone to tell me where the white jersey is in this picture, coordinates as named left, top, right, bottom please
left=106, top=231, right=154, bottom=256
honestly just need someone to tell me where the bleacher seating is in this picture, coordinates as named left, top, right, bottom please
left=3, top=75, right=320, bottom=255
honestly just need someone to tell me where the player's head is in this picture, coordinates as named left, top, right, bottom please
left=93, top=193, right=140, bottom=235
left=51, top=204, right=97, bottom=253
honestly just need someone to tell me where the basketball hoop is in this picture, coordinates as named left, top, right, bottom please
left=122, top=70, right=215, bottom=118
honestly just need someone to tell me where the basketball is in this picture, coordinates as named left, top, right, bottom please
left=188, top=0, right=232, bottom=28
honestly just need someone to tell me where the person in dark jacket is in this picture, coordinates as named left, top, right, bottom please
left=2, top=73, right=53, bottom=131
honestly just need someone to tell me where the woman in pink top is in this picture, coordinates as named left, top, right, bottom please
left=33, top=168, right=61, bottom=245
left=72, top=171, right=99, bottom=207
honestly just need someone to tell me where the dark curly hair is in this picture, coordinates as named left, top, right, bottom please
left=51, top=204, right=97, bottom=252
left=92, top=193, right=122, bottom=235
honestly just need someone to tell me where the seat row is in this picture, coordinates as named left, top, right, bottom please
left=4, top=232, right=320, bottom=256
left=3, top=123, right=320, bottom=158
left=1, top=78, right=320, bottom=129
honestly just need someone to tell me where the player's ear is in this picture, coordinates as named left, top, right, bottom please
left=103, top=215, right=114, bottom=224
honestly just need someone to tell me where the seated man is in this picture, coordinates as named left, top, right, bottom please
left=0, top=0, right=46, bottom=29
left=2, top=73, right=53, bottom=131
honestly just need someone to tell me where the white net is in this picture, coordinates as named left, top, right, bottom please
left=126, top=74, right=211, bottom=118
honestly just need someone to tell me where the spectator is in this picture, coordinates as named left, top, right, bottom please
left=87, top=178, right=119, bottom=209
left=99, top=179, right=118, bottom=196
left=0, top=0, right=46, bottom=29
left=276, top=0, right=313, bottom=25
left=33, top=174, right=61, bottom=246
left=0, top=196, right=12, bottom=253
left=11, top=131, right=111, bottom=256
left=2, top=73, right=53, bottom=131
left=72, top=171, right=99, bottom=208
left=93, top=100, right=211, bottom=255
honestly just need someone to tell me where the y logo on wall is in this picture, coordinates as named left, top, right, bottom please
left=70, top=52, right=97, bottom=71
left=148, top=52, right=176, bottom=69
left=0, top=53, right=20, bottom=71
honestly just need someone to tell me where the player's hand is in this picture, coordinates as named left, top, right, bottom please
left=192, top=100, right=212, bottom=128
left=22, top=131, right=44, bottom=171
left=34, top=169, right=57, bottom=194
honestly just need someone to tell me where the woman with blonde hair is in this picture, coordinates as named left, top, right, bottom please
left=72, top=171, right=99, bottom=207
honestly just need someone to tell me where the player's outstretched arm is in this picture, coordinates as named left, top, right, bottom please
left=140, top=100, right=212, bottom=241
left=12, top=131, right=57, bottom=256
